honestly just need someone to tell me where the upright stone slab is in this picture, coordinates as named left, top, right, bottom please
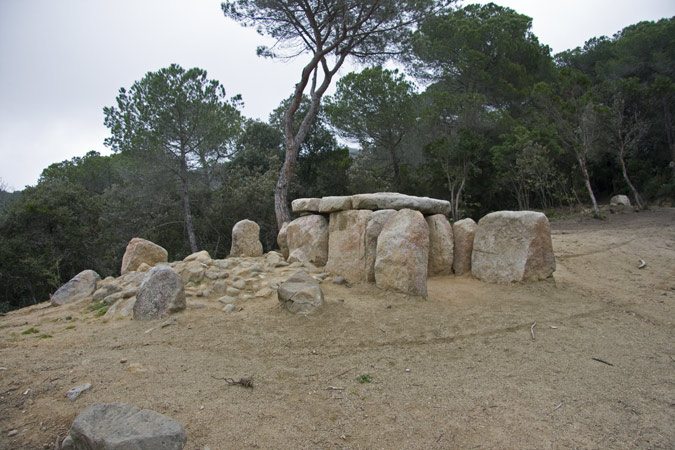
left=610, top=195, right=631, bottom=207
left=121, top=238, right=168, bottom=275
left=374, top=209, right=429, bottom=296
left=365, top=209, right=396, bottom=282
left=471, top=211, right=556, bottom=284
left=326, top=210, right=372, bottom=282
left=230, top=219, right=263, bottom=257
left=65, top=402, right=186, bottom=450
left=286, top=215, right=329, bottom=267
left=133, top=266, right=185, bottom=320
left=277, top=221, right=290, bottom=259
left=426, top=214, right=454, bottom=277
left=51, top=270, right=100, bottom=306
left=352, top=192, right=451, bottom=215
left=452, top=218, right=477, bottom=275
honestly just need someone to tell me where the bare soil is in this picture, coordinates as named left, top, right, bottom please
left=1, top=207, right=674, bottom=450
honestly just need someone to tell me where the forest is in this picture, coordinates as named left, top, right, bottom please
left=0, top=3, right=673, bottom=312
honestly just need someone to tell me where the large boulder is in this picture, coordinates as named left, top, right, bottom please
left=121, top=238, right=168, bottom=275
left=471, top=211, right=556, bottom=284
left=183, top=250, right=211, bottom=264
left=319, top=196, right=353, bottom=213
left=325, top=210, right=372, bottom=282
left=426, top=214, right=454, bottom=277
left=452, top=218, right=477, bottom=276
left=277, top=221, right=290, bottom=259
left=277, top=270, right=324, bottom=314
left=51, top=270, right=100, bottom=306
left=230, top=219, right=263, bottom=257
left=352, top=192, right=451, bottom=215
left=286, top=215, right=329, bottom=267
left=364, top=209, right=396, bottom=282
left=133, top=266, right=186, bottom=320
left=63, top=402, right=186, bottom=450
left=610, top=195, right=631, bottom=207
left=374, top=209, right=429, bottom=296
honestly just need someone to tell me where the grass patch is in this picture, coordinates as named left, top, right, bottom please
left=21, top=327, right=39, bottom=335
left=38, top=334, right=52, bottom=339
left=356, top=374, right=372, bottom=384
left=88, top=301, right=107, bottom=312
left=65, top=325, right=76, bottom=330
left=94, top=307, right=109, bottom=317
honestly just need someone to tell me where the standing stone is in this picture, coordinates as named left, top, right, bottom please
left=471, top=211, right=556, bottom=284
left=286, top=215, right=329, bottom=267
left=364, top=209, right=396, bottom=282
left=121, top=238, right=168, bottom=275
left=65, top=402, right=186, bottom=450
left=452, top=218, right=477, bottom=275
left=277, top=270, right=324, bottom=314
left=375, top=209, right=429, bottom=296
left=133, top=267, right=186, bottom=320
left=326, top=210, right=372, bottom=282
left=277, top=222, right=290, bottom=259
left=426, top=214, right=454, bottom=277
left=51, top=270, right=100, bottom=306
left=230, top=220, right=263, bottom=257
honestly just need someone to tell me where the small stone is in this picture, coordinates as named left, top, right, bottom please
left=161, top=317, right=177, bottom=328
left=332, top=276, right=348, bottom=286
left=218, top=296, right=236, bottom=304
left=223, top=304, right=236, bottom=313
left=66, top=383, right=92, bottom=401
left=232, top=280, right=246, bottom=290
left=226, top=287, right=242, bottom=297
left=213, top=281, right=227, bottom=294
left=120, top=359, right=128, bottom=364
left=254, top=288, right=272, bottom=298
left=7, top=429, right=18, bottom=437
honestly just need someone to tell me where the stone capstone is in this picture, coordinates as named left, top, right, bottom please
left=426, top=214, right=454, bottom=277
left=364, top=209, right=396, bottom=282
left=64, top=402, right=186, bottom=450
left=326, top=210, right=372, bottom=282
left=120, top=238, right=168, bottom=275
left=277, top=270, right=324, bottom=314
left=230, top=219, right=263, bottom=257
left=452, top=218, right=477, bottom=276
left=352, top=192, right=451, bottom=215
left=319, top=196, right=353, bottom=213
left=286, top=215, right=329, bottom=267
left=51, top=270, right=100, bottom=306
left=133, top=266, right=186, bottom=320
left=374, top=209, right=429, bottom=296
left=291, top=198, right=321, bottom=214
left=471, top=211, right=556, bottom=284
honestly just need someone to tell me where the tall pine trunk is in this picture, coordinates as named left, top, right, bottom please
left=180, top=156, right=198, bottom=254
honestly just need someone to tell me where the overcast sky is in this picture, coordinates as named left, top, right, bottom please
left=1, top=0, right=673, bottom=191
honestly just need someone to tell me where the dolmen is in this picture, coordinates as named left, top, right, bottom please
left=280, top=192, right=556, bottom=295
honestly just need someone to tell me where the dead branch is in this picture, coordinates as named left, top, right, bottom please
left=211, top=375, right=254, bottom=388
left=326, top=366, right=357, bottom=382
left=591, top=357, right=614, bottom=367
left=325, top=386, right=344, bottom=391
left=530, top=322, right=537, bottom=340
left=638, top=259, right=646, bottom=269
left=554, top=402, right=565, bottom=411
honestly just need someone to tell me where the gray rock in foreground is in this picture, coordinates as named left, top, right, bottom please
left=64, top=402, right=186, bottom=450
left=471, top=211, right=555, bottom=284
left=133, top=266, right=186, bottom=320
left=277, top=270, right=324, bottom=314
left=51, top=270, right=100, bottom=306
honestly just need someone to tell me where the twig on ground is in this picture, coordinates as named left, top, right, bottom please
left=554, top=402, right=565, bottom=411
left=638, top=259, right=647, bottom=269
left=326, top=366, right=357, bottom=382
left=325, top=386, right=344, bottom=391
left=591, top=357, right=614, bottom=366
left=530, top=322, right=536, bottom=340
left=211, top=375, right=254, bottom=388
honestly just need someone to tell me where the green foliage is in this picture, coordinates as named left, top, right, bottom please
left=21, top=327, right=39, bottom=335
left=357, top=374, right=373, bottom=384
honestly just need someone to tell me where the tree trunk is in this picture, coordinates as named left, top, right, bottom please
left=578, top=154, right=600, bottom=216
left=274, top=142, right=300, bottom=229
left=389, top=146, right=402, bottom=192
left=180, top=157, right=198, bottom=253
left=619, top=148, right=644, bottom=210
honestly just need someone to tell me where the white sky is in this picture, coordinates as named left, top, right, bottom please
left=0, top=0, right=673, bottom=191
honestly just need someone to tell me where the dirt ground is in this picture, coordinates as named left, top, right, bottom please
left=1, top=207, right=674, bottom=450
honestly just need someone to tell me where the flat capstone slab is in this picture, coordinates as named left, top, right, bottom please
left=292, top=192, right=451, bottom=215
